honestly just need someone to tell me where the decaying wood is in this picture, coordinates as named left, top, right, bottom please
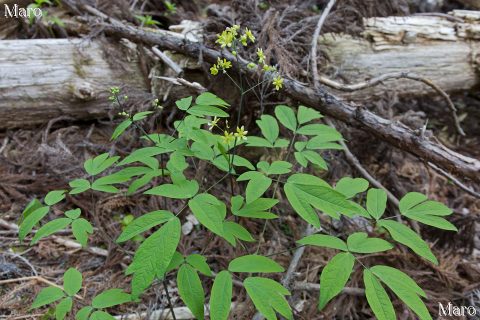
left=97, top=20, right=480, bottom=184
left=319, top=10, right=480, bottom=100
left=0, top=38, right=147, bottom=129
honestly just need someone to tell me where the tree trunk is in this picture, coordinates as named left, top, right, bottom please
left=319, top=10, right=480, bottom=100
left=0, top=38, right=147, bottom=129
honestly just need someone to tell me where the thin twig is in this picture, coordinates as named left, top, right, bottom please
left=428, top=162, right=480, bottom=199
left=310, top=0, right=336, bottom=88
left=0, top=276, right=83, bottom=300
left=281, top=225, right=315, bottom=290
left=151, top=47, right=183, bottom=75
left=0, top=218, right=108, bottom=257
left=318, top=72, right=465, bottom=136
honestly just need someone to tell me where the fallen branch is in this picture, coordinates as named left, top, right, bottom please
left=0, top=276, right=83, bottom=300
left=0, top=218, right=108, bottom=257
left=95, top=20, right=480, bottom=183
left=319, top=72, right=465, bottom=135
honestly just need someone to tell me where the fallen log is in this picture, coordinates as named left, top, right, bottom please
left=0, top=38, right=147, bottom=129
left=318, top=10, right=480, bottom=100
left=98, top=20, right=480, bottom=183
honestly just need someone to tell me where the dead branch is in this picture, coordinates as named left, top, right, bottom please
left=319, top=72, right=465, bottom=135
left=86, top=20, right=480, bottom=183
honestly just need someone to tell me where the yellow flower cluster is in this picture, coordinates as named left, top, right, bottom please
left=210, top=57, right=233, bottom=75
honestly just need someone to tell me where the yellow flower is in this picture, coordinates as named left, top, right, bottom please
left=240, top=34, right=248, bottom=46
left=273, top=75, right=283, bottom=90
left=217, top=58, right=232, bottom=70
left=221, top=131, right=235, bottom=144
left=262, top=64, right=276, bottom=72
left=210, top=64, right=219, bottom=75
left=207, top=117, right=220, bottom=130
left=216, top=30, right=234, bottom=48
left=257, top=48, right=266, bottom=64
left=244, top=28, right=255, bottom=43
left=234, top=126, right=248, bottom=141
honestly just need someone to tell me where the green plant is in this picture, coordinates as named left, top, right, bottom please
left=164, top=1, right=177, bottom=15
left=20, top=25, right=456, bottom=320
left=134, top=14, right=161, bottom=27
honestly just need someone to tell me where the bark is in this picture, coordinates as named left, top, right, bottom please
left=319, top=10, right=480, bottom=100
left=0, top=38, right=146, bottom=128
left=100, top=21, right=480, bottom=183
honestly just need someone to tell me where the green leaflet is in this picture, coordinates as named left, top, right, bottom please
left=116, top=210, right=174, bottom=243
left=297, top=234, right=348, bottom=251
left=92, top=289, right=131, bottom=308
left=19, top=199, right=43, bottom=227
left=176, top=96, right=193, bottom=110
left=55, top=297, right=73, bottom=320
left=266, top=161, right=292, bottom=175
left=246, top=175, right=272, bottom=203
left=300, top=150, right=328, bottom=170
left=297, top=105, right=322, bottom=124
left=399, top=192, right=455, bottom=230
left=244, top=277, right=292, bottom=320
left=228, top=255, right=284, bottom=273
left=19, top=206, right=50, bottom=241
left=30, top=286, right=65, bottom=309
left=111, top=119, right=133, bottom=140
left=71, top=218, right=93, bottom=247
left=84, top=153, right=119, bottom=176
left=75, top=306, right=93, bottom=320
left=44, top=190, right=66, bottom=206
left=318, top=252, right=355, bottom=310
left=335, top=177, right=369, bottom=199
left=166, top=251, right=185, bottom=273
left=371, top=265, right=426, bottom=297
left=177, top=264, right=205, bottom=320
left=223, top=221, right=255, bottom=246
left=371, top=265, right=431, bottom=320
left=363, top=269, right=396, bottom=320
left=31, top=218, right=72, bottom=245
left=132, top=111, right=154, bottom=121
left=297, top=124, right=341, bottom=139
left=195, top=92, right=229, bottom=107
left=118, top=147, right=168, bottom=166
left=189, top=193, right=226, bottom=237
left=188, top=105, right=229, bottom=118
left=89, top=311, right=115, bottom=320
left=65, top=208, right=81, bottom=219
left=231, top=196, right=278, bottom=219
left=347, top=232, right=393, bottom=253
left=186, top=254, right=213, bottom=276
left=366, top=188, right=387, bottom=220
left=256, top=115, right=279, bottom=144
left=377, top=220, right=438, bottom=264
left=69, top=179, right=91, bottom=195
left=284, top=174, right=358, bottom=226
left=63, top=268, right=83, bottom=296
left=145, top=178, right=199, bottom=199
left=274, top=105, right=297, bottom=131
left=210, top=271, right=233, bottom=320
left=126, top=217, right=181, bottom=298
